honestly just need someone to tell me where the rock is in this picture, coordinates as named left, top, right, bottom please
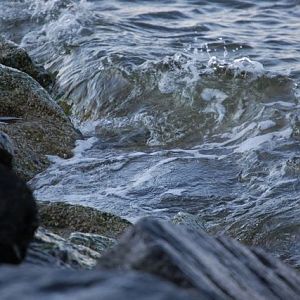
left=0, top=64, right=80, bottom=180
left=68, top=232, right=117, bottom=254
left=26, top=227, right=101, bottom=269
left=0, top=37, right=53, bottom=88
left=97, top=218, right=300, bottom=300
left=38, top=201, right=131, bottom=238
left=0, top=164, right=38, bottom=264
left=171, top=211, right=206, bottom=231
left=24, top=202, right=129, bottom=269
left=0, top=131, right=14, bottom=169
left=0, top=265, right=198, bottom=300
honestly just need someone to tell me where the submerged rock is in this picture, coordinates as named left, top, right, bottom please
left=0, top=37, right=52, bottom=88
left=38, top=201, right=131, bottom=239
left=0, top=164, right=38, bottom=264
left=0, top=265, right=197, bottom=300
left=0, top=64, right=80, bottom=180
left=98, top=218, right=300, bottom=300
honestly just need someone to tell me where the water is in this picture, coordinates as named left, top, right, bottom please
left=1, top=0, right=300, bottom=268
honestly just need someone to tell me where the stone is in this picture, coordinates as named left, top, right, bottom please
left=26, top=227, right=101, bottom=269
left=97, top=218, right=300, bottom=300
left=68, top=232, right=117, bottom=254
left=38, top=202, right=131, bottom=239
left=0, top=164, right=38, bottom=264
left=0, top=64, right=80, bottom=180
left=0, top=37, right=53, bottom=88
left=171, top=211, right=206, bottom=231
left=0, top=265, right=198, bottom=300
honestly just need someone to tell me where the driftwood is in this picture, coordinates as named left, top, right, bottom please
left=98, top=218, right=300, bottom=300
left=0, top=266, right=197, bottom=300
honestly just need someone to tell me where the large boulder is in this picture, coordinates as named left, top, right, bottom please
left=0, top=265, right=198, bottom=300
left=37, top=201, right=131, bottom=239
left=23, top=202, right=130, bottom=269
left=0, top=64, right=80, bottom=180
left=97, top=218, right=300, bottom=300
left=0, top=37, right=52, bottom=88
left=0, top=164, right=38, bottom=264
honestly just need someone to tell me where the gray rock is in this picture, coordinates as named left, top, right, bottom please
left=26, top=227, right=101, bottom=269
left=0, top=37, right=52, bottom=88
left=0, top=265, right=198, bottom=300
left=25, top=202, right=130, bottom=269
left=37, top=201, right=131, bottom=239
left=0, top=64, right=80, bottom=180
left=171, top=211, right=206, bottom=231
left=97, top=218, right=300, bottom=300
left=68, top=232, right=117, bottom=254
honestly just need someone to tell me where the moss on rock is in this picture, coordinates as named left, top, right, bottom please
left=38, top=201, right=132, bottom=239
left=0, top=64, right=81, bottom=180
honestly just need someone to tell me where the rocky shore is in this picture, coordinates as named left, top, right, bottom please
left=0, top=37, right=300, bottom=299
left=0, top=37, right=80, bottom=180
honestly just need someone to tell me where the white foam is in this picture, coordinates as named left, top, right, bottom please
left=234, top=128, right=292, bottom=153
left=170, top=149, right=224, bottom=160
left=162, top=188, right=186, bottom=196
left=201, top=88, right=228, bottom=102
left=229, top=57, right=264, bottom=77
left=201, top=88, right=228, bottom=122
left=258, top=120, right=276, bottom=131
left=264, top=101, right=295, bottom=108
left=130, top=157, right=177, bottom=188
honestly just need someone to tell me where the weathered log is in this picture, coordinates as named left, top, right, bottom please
left=97, top=218, right=300, bottom=300
left=0, top=265, right=198, bottom=300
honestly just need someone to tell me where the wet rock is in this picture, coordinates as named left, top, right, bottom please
left=0, top=265, right=198, bottom=300
left=0, top=36, right=53, bottom=88
left=0, top=131, right=14, bottom=169
left=69, top=232, right=117, bottom=254
left=0, top=64, right=80, bottom=180
left=171, top=211, right=206, bottom=231
left=26, top=202, right=128, bottom=269
left=98, top=218, right=300, bottom=300
left=0, top=164, right=38, bottom=264
left=38, top=201, right=131, bottom=238
left=26, top=227, right=101, bottom=269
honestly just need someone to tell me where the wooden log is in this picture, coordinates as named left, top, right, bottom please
left=0, top=266, right=198, bottom=300
left=97, top=218, right=300, bottom=300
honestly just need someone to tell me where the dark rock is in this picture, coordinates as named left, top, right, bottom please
left=0, top=165, right=38, bottom=264
left=0, top=131, right=14, bottom=169
left=38, top=201, right=131, bottom=239
left=0, top=64, right=80, bottom=180
left=0, top=37, right=53, bottom=88
left=97, top=218, right=300, bottom=300
left=0, top=265, right=198, bottom=300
